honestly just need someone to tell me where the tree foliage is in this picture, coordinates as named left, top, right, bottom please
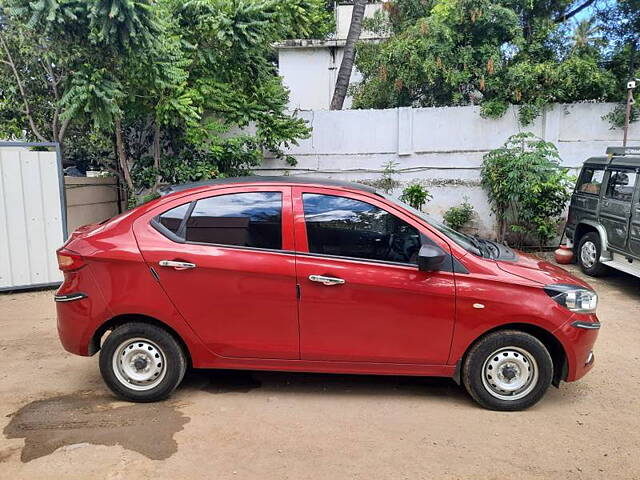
left=352, top=0, right=637, bottom=126
left=0, top=0, right=328, bottom=200
left=481, top=133, right=574, bottom=247
left=442, top=197, right=474, bottom=231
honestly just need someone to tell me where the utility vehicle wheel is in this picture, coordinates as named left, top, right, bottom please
left=577, top=232, right=609, bottom=277
left=99, top=322, right=186, bottom=402
left=462, top=330, right=553, bottom=411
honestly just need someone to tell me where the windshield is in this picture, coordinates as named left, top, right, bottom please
left=383, top=193, right=482, bottom=256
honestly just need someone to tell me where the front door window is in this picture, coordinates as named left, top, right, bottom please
left=302, top=193, right=421, bottom=264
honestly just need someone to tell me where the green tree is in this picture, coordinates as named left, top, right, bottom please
left=330, top=0, right=367, bottom=110
left=481, top=133, right=574, bottom=247
left=351, top=0, right=621, bottom=125
left=1, top=0, right=314, bottom=201
left=572, top=18, right=604, bottom=52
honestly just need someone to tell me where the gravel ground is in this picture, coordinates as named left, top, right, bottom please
left=1, top=262, right=639, bottom=480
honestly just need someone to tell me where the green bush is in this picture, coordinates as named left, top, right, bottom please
left=481, top=132, right=574, bottom=248
left=443, top=196, right=474, bottom=230
left=400, top=183, right=432, bottom=210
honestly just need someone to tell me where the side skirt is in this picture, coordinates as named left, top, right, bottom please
left=191, top=357, right=456, bottom=378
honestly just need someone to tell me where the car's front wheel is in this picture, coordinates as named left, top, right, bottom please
left=462, top=330, right=553, bottom=411
left=99, top=322, right=187, bottom=402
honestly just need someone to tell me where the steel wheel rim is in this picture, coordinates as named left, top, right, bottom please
left=481, top=347, right=538, bottom=401
left=112, top=338, right=167, bottom=391
left=581, top=241, right=597, bottom=268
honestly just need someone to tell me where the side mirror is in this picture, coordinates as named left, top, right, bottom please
left=417, top=244, right=446, bottom=272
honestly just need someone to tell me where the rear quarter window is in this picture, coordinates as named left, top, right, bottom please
left=577, top=167, right=605, bottom=195
left=157, top=203, right=190, bottom=234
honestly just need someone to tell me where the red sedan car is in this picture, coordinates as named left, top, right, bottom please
left=55, top=177, right=600, bottom=410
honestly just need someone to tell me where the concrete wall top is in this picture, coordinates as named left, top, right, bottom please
left=258, top=102, right=640, bottom=237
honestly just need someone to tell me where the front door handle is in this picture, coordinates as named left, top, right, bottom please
left=309, top=274, right=345, bottom=286
left=159, top=260, right=197, bottom=270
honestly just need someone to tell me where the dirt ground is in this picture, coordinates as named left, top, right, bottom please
left=1, top=262, right=639, bottom=480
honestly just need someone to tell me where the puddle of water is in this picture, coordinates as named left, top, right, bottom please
left=3, top=391, right=189, bottom=462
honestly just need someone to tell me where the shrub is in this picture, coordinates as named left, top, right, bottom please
left=443, top=196, right=474, bottom=231
left=400, top=183, right=432, bottom=210
left=481, top=133, right=574, bottom=248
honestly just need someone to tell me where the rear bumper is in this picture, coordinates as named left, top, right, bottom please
left=57, top=298, right=94, bottom=355
left=555, top=313, right=600, bottom=382
left=55, top=269, right=109, bottom=356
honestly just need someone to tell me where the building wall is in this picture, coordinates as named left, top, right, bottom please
left=335, top=3, right=385, bottom=40
left=256, top=103, right=640, bottom=237
left=278, top=2, right=382, bottom=111
left=279, top=47, right=362, bottom=111
left=65, top=176, right=124, bottom=234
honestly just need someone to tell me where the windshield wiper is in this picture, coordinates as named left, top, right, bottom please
left=467, top=236, right=487, bottom=257
left=480, top=239, right=501, bottom=259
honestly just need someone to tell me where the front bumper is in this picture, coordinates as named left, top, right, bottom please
left=555, top=313, right=600, bottom=382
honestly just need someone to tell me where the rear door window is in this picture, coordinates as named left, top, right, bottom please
left=185, top=192, right=282, bottom=249
left=605, top=170, right=637, bottom=203
left=577, top=168, right=605, bottom=195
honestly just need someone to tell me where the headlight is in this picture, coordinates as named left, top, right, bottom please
left=544, top=284, right=598, bottom=313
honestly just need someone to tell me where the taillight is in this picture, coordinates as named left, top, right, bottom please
left=56, top=249, right=85, bottom=272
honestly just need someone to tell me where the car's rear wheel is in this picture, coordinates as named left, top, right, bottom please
left=99, top=322, right=187, bottom=402
left=577, top=232, right=608, bottom=277
left=462, top=330, right=553, bottom=411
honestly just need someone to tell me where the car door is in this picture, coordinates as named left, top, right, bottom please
left=570, top=165, right=605, bottom=226
left=292, top=187, right=456, bottom=365
left=133, top=186, right=300, bottom=359
left=599, top=169, right=638, bottom=251
left=628, top=172, right=640, bottom=257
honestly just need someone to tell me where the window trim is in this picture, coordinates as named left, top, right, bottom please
left=295, top=250, right=467, bottom=273
left=146, top=185, right=468, bottom=272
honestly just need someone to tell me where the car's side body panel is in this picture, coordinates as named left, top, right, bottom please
left=628, top=174, right=640, bottom=257
left=56, top=178, right=599, bottom=386
left=132, top=185, right=301, bottom=360
left=598, top=168, right=635, bottom=251
left=55, top=212, right=213, bottom=363
left=290, top=186, right=457, bottom=365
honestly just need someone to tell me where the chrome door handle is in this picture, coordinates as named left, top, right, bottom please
left=159, top=260, right=196, bottom=270
left=309, top=274, right=345, bottom=286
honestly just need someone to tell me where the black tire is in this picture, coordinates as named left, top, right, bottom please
left=577, top=232, right=609, bottom=277
left=99, top=322, right=187, bottom=402
left=462, top=330, right=553, bottom=411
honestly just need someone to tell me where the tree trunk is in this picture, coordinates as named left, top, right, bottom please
left=152, top=121, right=161, bottom=193
left=330, top=0, right=367, bottom=110
left=114, top=117, right=134, bottom=192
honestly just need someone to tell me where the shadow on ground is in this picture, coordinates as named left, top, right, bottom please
left=180, top=368, right=468, bottom=402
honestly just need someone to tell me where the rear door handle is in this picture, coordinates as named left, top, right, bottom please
left=159, top=260, right=197, bottom=270
left=309, top=274, right=345, bottom=286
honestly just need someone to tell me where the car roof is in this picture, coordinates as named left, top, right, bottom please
left=583, top=156, right=640, bottom=169
left=158, top=176, right=380, bottom=196
left=583, top=146, right=640, bottom=169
